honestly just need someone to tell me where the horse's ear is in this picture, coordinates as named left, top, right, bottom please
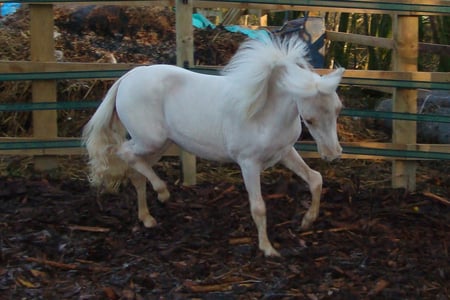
left=316, top=67, right=345, bottom=94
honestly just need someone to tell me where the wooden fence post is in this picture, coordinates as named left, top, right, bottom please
left=391, top=15, right=418, bottom=191
left=30, top=4, right=58, bottom=171
left=176, top=0, right=197, bottom=185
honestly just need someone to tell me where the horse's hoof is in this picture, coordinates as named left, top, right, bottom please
left=300, top=218, right=312, bottom=230
left=141, top=215, right=157, bottom=228
left=157, top=189, right=170, bottom=203
left=263, top=247, right=281, bottom=257
left=300, top=211, right=318, bottom=230
left=260, top=244, right=281, bottom=257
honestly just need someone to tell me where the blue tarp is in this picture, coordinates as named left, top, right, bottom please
left=223, top=25, right=270, bottom=42
left=192, top=13, right=270, bottom=42
left=1, top=3, right=21, bottom=16
left=192, top=13, right=216, bottom=29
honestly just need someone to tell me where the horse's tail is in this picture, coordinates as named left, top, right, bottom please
left=82, top=76, right=129, bottom=192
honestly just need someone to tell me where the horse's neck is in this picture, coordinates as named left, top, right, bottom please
left=257, top=92, right=299, bottom=127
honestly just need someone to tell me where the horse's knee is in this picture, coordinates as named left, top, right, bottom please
left=309, top=170, right=323, bottom=192
left=250, top=200, right=266, bottom=219
left=301, top=170, right=322, bottom=229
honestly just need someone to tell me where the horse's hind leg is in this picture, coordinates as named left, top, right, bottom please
left=281, top=147, right=323, bottom=229
left=130, top=155, right=170, bottom=203
left=117, top=140, right=170, bottom=227
left=129, top=170, right=157, bottom=228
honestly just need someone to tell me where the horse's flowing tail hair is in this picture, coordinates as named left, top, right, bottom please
left=82, top=77, right=129, bottom=192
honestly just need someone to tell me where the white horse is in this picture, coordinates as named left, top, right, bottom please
left=82, top=35, right=344, bottom=256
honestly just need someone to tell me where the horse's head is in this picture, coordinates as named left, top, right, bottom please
left=294, top=68, right=345, bottom=161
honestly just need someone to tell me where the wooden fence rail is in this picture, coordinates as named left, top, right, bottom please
left=0, top=0, right=449, bottom=191
left=2, top=0, right=450, bottom=15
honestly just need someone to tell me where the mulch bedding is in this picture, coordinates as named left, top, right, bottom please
left=1, top=159, right=449, bottom=299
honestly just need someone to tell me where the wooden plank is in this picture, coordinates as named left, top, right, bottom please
left=326, top=32, right=449, bottom=56
left=338, top=70, right=449, bottom=90
left=0, top=61, right=138, bottom=73
left=2, top=61, right=448, bottom=85
left=1, top=139, right=448, bottom=160
left=337, top=70, right=449, bottom=82
left=298, top=141, right=450, bottom=160
left=2, top=0, right=448, bottom=15
left=0, top=146, right=180, bottom=156
left=326, top=31, right=394, bottom=49
left=391, top=15, right=419, bottom=191
left=53, top=0, right=174, bottom=6
left=0, top=139, right=181, bottom=156
left=1, top=60, right=448, bottom=84
left=342, top=142, right=450, bottom=154
left=30, top=3, right=58, bottom=171
left=176, top=0, right=197, bottom=186
left=192, top=0, right=450, bottom=15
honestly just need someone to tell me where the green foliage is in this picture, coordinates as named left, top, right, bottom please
left=367, top=14, right=392, bottom=70
left=436, top=16, right=449, bottom=72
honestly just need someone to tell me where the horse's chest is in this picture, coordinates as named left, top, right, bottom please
left=229, top=122, right=299, bottom=167
left=260, top=121, right=300, bottom=147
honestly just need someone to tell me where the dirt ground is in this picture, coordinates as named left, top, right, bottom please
left=1, top=157, right=449, bottom=299
left=1, top=5, right=449, bottom=300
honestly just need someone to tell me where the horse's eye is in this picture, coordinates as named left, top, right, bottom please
left=304, top=119, right=314, bottom=126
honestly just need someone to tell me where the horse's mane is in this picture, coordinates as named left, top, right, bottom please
left=222, top=34, right=314, bottom=118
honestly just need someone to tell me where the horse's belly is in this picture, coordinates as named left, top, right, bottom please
left=173, top=138, right=232, bottom=162
left=168, top=125, right=232, bottom=162
left=178, top=142, right=232, bottom=162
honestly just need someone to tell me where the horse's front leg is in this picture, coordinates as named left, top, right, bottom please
left=240, top=161, right=280, bottom=257
left=281, top=147, right=323, bottom=229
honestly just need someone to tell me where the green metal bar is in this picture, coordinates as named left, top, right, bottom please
left=0, top=140, right=83, bottom=150
left=2, top=0, right=449, bottom=14
left=342, top=145, right=450, bottom=160
left=1, top=139, right=449, bottom=160
left=0, top=70, right=128, bottom=81
left=2, top=103, right=450, bottom=124
left=295, top=143, right=450, bottom=160
left=2, top=69, right=449, bottom=90
left=190, top=67, right=221, bottom=76
left=341, top=109, right=450, bottom=123
left=0, top=101, right=99, bottom=111
left=342, top=77, right=450, bottom=90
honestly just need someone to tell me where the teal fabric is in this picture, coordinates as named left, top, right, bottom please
left=192, top=13, right=269, bottom=42
left=192, top=13, right=216, bottom=29
left=1, top=3, right=21, bottom=16
left=224, top=25, right=270, bottom=42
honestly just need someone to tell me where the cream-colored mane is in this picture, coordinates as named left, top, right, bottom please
left=221, top=35, right=314, bottom=118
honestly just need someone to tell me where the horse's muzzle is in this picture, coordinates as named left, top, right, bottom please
left=323, top=154, right=341, bottom=162
left=320, top=145, right=342, bottom=162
